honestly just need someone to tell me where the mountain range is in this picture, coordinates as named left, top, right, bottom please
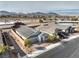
left=0, top=11, right=59, bottom=16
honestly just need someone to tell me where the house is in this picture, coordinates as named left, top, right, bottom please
left=9, top=25, right=49, bottom=54
left=14, top=26, right=48, bottom=43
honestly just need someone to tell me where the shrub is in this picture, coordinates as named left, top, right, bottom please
left=47, top=34, right=60, bottom=43
left=0, top=45, right=9, bottom=55
left=24, top=39, right=32, bottom=47
left=39, top=19, right=43, bottom=23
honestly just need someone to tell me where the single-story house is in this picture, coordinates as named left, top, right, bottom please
left=10, top=25, right=49, bottom=44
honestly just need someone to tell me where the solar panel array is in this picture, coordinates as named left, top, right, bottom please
left=16, top=26, right=41, bottom=39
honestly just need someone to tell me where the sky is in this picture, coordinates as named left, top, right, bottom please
left=0, top=1, right=79, bottom=13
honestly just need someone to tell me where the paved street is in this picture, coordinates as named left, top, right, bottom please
left=36, top=37, right=79, bottom=58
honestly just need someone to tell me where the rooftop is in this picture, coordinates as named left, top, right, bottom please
left=15, top=26, right=39, bottom=38
left=35, top=22, right=57, bottom=34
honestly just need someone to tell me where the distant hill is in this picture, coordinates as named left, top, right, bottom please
left=0, top=11, right=17, bottom=16
left=26, top=12, right=59, bottom=16
left=0, top=11, right=59, bottom=17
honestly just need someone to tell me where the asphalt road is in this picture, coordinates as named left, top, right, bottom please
left=36, top=37, right=79, bottom=58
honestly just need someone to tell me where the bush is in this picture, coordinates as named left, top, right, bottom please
left=39, top=19, right=43, bottom=23
left=47, top=34, right=60, bottom=43
left=0, top=45, right=9, bottom=55
left=24, top=39, right=32, bottom=47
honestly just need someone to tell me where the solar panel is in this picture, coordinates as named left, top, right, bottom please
left=16, top=26, right=40, bottom=39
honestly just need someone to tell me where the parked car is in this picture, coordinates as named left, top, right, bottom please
left=55, top=28, right=69, bottom=39
left=65, top=26, right=75, bottom=34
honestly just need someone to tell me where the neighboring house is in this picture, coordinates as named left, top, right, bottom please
left=56, top=21, right=79, bottom=26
